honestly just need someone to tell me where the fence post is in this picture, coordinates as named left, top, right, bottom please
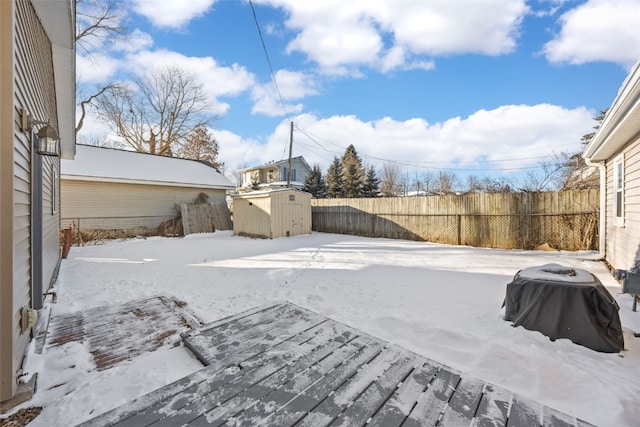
left=457, top=214, right=461, bottom=245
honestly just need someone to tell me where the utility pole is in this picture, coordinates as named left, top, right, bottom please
left=287, top=121, right=293, bottom=188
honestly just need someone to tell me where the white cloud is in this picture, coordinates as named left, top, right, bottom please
left=251, top=70, right=318, bottom=116
left=76, top=54, right=120, bottom=84
left=227, top=105, right=594, bottom=178
left=256, top=0, right=528, bottom=74
left=111, top=29, right=154, bottom=53
left=544, top=0, right=640, bottom=67
left=132, top=0, right=217, bottom=29
left=125, top=50, right=256, bottom=115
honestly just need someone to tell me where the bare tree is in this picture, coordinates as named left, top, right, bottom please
left=76, top=0, right=126, bottom=53
left=465, top=175, right=483, bottom=193
left=95, top=67, right=213, bottom=156
left=179, top=126, right=224, bottom=170
left=481, top=176, right=515, bottom=193
left=434, top=171, right=459, bottom=194
left=520, top=153, right=568, bottom=192
left=75, top=0, right=127, bottom=134
left=380, top=163, right=402, bottom=197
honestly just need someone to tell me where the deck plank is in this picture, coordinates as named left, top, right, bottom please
left=182, top=327, right=365, bottom=426
left=402, top=367, right=461, bottom=427
left=261, top=341, right=385, bottom=426
left=507, top=395, right=542, bottom=427
left=474, top=383, right=513, bottom=427
left=542, top=406, right=578, bottom=427
left=328, top=354, right=420, bottom=427
left=78, top=302, right=594, bottom=427
left=183, top=305, right=322, bottom=365
left=440, top=375, right=485, bottom=426
left=230, top=335, right=375, bottom=426
left=109, top=319, right=343, bottom=426
left=367, top=360, right=441, bottom=427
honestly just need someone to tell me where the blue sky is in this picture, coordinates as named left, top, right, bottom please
left=76, top=0, right=640, bottom=187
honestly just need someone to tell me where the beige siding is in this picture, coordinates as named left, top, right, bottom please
left=0, top=0, right=15, bottom=401
left=232, top=190, right=312, bottom=239
left=270, top=191, right=312, bottom=238
left=233, top=194, right=273, bottom=238
left=604, top=135, right=640, bottom=270
left=61, top=180, right=227, bottom=230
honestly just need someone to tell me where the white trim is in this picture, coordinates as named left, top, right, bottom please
left=613, top=154, right=624, bottom=227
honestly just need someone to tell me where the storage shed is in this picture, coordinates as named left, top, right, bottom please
left=232, top=189, right=311, bottom=238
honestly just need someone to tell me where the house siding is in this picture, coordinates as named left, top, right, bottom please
left=0, top=0, right=15, bottom=400
left=605, top=134, right=640, bottom=270
left=61, top=180, right=227, bottom=231
left=1, top=0, right=60, bottom=401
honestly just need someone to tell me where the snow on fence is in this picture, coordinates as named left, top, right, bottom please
left=311, top=190, right=599, bottom=251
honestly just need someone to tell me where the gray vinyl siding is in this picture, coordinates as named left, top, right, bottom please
left=42, top=156, right=61, bottom=294
left=605, top=134, right=640, bottom=270
left=61, top=180, right=227, bottom=230
left=15, top=0, right=58, bottom=388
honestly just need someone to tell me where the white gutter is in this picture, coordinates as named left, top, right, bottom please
left=584, top=158, right=606, bottom=259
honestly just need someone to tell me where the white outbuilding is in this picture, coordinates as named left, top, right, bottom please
left=232, top=189, right=311, bottom=239
left=61, top=145, right=235, bottom=235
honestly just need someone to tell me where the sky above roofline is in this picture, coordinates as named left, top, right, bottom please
left=76, top=0, right=640, bottom=189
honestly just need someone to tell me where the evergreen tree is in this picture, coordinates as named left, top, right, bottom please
left=362, top=166, right=380, bottom=197
left=341, top=144, right=365, bottom=197
left=326, top=157, right=345, bottom=198
left=302, top=164, right=327, bottom=198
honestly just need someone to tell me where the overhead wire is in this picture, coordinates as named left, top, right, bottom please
left=248, top=0, right=578, bottom=175
left=248, top=0, right=292, bottom=159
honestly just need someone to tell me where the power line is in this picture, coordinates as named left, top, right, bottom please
left=294, top=125, right=579, bottom=172
left=248, top=0, right=292, bottom=159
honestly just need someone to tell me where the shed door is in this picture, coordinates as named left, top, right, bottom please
left=290, top=204, right=303, bottom=235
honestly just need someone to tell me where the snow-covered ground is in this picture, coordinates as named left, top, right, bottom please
left=18, top=231, right=640, bottom=426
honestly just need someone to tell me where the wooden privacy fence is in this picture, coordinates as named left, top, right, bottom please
left=311, top=190, right=599, bottom=251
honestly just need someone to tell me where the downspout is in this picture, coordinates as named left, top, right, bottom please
left=585, top=157, right=606, bottom=259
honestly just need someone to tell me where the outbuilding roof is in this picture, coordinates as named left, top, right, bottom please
left=62, top=144, right=235, bottom=189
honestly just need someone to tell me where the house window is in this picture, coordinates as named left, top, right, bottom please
left=614, top=155, right=624, bottom=226
left=283, top=168, right=296, bottom=181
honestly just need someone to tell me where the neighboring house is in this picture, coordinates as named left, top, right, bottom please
left=237, top=156, right=312, bottom=192
left=61, top=145, right=235, bottom=235
left=583, top=59, right=640, bottom=271
left=0, top=0, right=75, bottom=407
left=232, top=189, right=312, bottom=238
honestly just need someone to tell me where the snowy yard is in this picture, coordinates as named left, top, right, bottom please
left=22, top=231, right=640, bottom=426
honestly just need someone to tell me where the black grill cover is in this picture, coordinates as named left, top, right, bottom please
left=504, top=263, right=624, bottom=353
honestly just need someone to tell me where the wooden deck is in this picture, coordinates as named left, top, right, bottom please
left=79, top=302, right=593, bottom=427
left=47, top=296, right=201, bottom=370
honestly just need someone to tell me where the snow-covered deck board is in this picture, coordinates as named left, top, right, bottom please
left=80, top=302, right=593, bottom=426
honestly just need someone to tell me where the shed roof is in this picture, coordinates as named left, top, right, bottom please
left=232, top=188, right=311, bottom=199
left=583, top=58, right=640, bottom=163
left=62, top=145, right=235, bottom=189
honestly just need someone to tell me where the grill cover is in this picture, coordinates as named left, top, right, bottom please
left=504, top=263, right=624, bottom=353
